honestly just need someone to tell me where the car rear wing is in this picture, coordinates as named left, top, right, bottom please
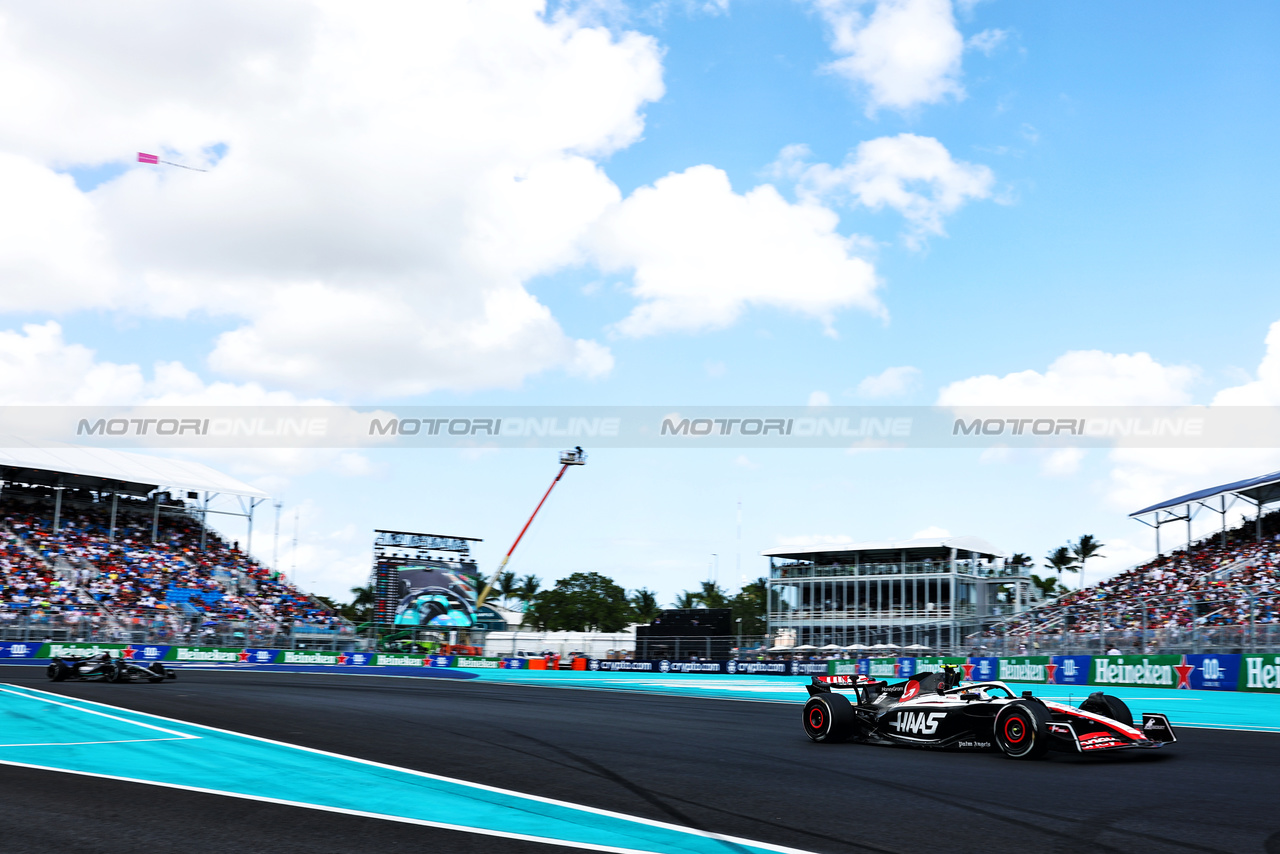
left=806, top=674, right=887, bottom=700
left=807, top=675, right=858, bottom=694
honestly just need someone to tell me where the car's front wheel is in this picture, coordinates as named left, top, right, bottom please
left=803, top=693, right=857, bottom=743
left=994, top=701, right=1050, bottom=759
left=1079, top=692, right=1133, bottom=727
left=147, top=663, right=167, bottom=683
left=47, top=661, right=70, bottom=682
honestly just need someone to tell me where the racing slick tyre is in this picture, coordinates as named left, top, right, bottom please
left=994, top=701, right=1051, bottom=760
left=803, top=693, right=857, bottom=743
left=47, top=661, right=71, bottom=682
left=106, top=664, right=125, bottom=683
left=147, top=663, right=167, bottom=683
left=1079, top=692, right=1133, bottom=728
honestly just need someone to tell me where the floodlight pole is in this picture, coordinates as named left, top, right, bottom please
left=476, top=448, right=586, bottom=610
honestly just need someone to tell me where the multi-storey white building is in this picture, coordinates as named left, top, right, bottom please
left=763, top=536, right=1030, bottom=650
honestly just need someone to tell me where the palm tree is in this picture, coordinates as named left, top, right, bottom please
left=696, top=580, right=730, bottom=609
left=1071, top=535, right=1106, bottom=591
left=1030, top=573, right=1066, bottom=599
left=629, top=588, right=661, bottom=623
left=1007, top=553, right=1032, bottom=568
left=513, top=574, right=541, bottom=608
left=348, top=583, right=376, bottom=622
left=1044, top=546, right=1078, bottom=586
left=673, top=590, right=700, bottom=609
left=495, top=571, right=518, bottom=607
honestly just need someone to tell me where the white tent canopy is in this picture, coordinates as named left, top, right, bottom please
left=761, top=535, right=1006, bottom=559
left=0, top=440, right=268, bottom=500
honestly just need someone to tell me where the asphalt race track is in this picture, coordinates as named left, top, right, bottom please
left=2, top=665, right=1279, bottom=854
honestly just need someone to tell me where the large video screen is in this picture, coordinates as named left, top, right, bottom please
left=381, top=561, right=479, bottom=628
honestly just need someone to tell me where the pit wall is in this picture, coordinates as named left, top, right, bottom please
left=4, top=642, right=1279, bottom=693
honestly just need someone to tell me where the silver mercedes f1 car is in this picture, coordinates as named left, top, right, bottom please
left=47, top=652, right=176, bottom=684
left=802, top=666, right=1175, bottom=759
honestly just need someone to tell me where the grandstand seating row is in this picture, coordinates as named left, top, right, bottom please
left=992, top=508, right=1280, bottom=640
left=0, top=486, right=349, bottom=644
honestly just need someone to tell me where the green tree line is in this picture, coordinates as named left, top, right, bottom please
left=332, top=572, right=768, bottom=634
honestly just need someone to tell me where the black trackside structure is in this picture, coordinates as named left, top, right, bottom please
left=801, top=666, right=1176, bottom=759
left=46, top=653, right=176, bottom=684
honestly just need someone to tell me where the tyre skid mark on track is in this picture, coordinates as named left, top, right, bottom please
left=818, top=756, right=1227, bottom=854
left=486, top=728, right=901, bottom=854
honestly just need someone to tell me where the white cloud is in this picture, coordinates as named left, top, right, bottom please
left=0, top=154, right=118, bottom=311
left=911, top=525, right=951, bottom=538
left=0, top=322, right=145, bottom=405
left=0, top=1, right=664, bottom=396
left=1102, top=320, right=1280, bottom=512
left=857, top=365, right=920, bottom=397
left=1041, top=447, right=1085, bottom=477
left=0, top=321, right=372, bottom=485
left=785, top=135, right=994, bottom=245
left=967, top=28, right=1006, bottom=55
left=808, top=390, right=832, bottom=406
left=813, top=0, right=966, bottom=114
left=589, top=165, right=883, bottom=337
left=1212, top=319, right=1280, bottom=405
left=937, top=325, right=1280, bottom=534
left=937, top=350, right=1199, bottom=406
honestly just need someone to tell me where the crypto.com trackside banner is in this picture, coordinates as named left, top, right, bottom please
left=2, top=406, right=1279, bottom=449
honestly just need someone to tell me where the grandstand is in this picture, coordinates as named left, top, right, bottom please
left=763, top=536, right=1028, bottom=650
left=0, top=444, right=352, bottom=648
left=978, top=470, right=1280, bottom=655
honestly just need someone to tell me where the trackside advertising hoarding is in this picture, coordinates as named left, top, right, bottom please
left=1050, top=655, right=1092, bottom=685
left=5, top=645, right=1278, bottom=692
left=998, top=657, right=1051, bottom=684
left=1240, top=655, right=1280, bottom=693
left=1186, top=654, right=1242, bottom=691
left=1089, top=655, right=1183, bottom=689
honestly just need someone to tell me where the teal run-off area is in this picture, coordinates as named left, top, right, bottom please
left=474, top=669, right=1280, bottom=732
left=0, top=682, right=815, bottom=854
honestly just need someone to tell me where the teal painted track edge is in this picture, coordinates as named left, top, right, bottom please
left=0, top=683, right=817, bottom=854
left=473, top=671, right=1280, bottom=733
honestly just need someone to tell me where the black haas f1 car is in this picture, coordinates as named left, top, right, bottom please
left=47, top=652, right=176, bottom=684
left=802, top=666, right=1175, bottom=759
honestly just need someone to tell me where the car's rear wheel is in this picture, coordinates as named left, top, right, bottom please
left=47, top=661, right=70, bottom=682
left=994, top=701, right=1051, bottom=759
left=1079, top=692, right=1132, bottom=727
left=803, top=693, right=856, bottom=743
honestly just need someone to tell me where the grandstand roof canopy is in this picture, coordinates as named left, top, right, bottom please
left=1129, top=469, right=1280, bottom=519
left=0, top=440, right=268, bottom=500
left=762, top=535, right=1006, bottom=559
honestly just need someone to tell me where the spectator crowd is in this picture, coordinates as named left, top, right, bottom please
left=999, top=509, right=1280, bottom=639
left=0, top=486, right=347, bottom=642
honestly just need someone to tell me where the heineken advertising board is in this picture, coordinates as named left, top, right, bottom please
left=1089, top=655, right=1182, bottom=688
left=1239, top=654, right=1280, bottom=693
left=998, top=657, right=1051, bottom=684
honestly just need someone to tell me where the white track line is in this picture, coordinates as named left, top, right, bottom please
left=0, top=687, right=198, bottom=742
left=0, top=683, right=819, bottom=854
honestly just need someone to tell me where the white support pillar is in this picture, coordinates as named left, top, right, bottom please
left=109, top=490, right=118, bottom=542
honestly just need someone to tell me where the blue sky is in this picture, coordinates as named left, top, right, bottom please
left=2, top=0, right=1279, bottom=603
